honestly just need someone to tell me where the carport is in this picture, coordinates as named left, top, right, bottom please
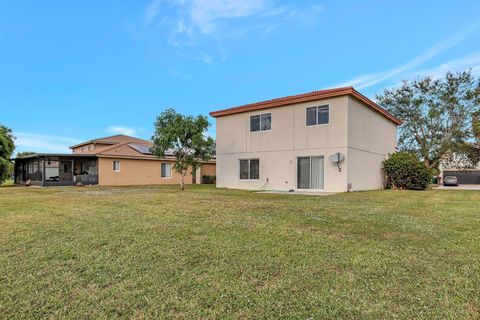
left=443, top=171, right=480, bottom=184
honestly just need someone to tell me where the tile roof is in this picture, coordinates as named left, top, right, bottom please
left=209, top=86, right=402, bottom=125
left=69, top=134, right=150, bottom=149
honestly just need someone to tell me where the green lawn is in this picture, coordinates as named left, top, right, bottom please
left=0, top=179, right=13, bottom=187
left=1, top=185, right=479, bottom=319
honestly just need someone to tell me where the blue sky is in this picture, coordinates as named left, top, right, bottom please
left=1, top=0, right=480, bottom=154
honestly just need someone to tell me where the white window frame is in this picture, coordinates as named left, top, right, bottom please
left=161, top=162, right=172, bottom=179
left=306, top=104, right=329, bottom=126
left=239, top=159, right=260, bottom=180
left=113, top=160, right=121, bottom=172
left=250, top=113, right=272, bottom=132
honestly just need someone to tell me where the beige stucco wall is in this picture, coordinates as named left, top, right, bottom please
left=346, top=149, right=387, bottom=191
left=215, top=95, right=398, bottom=192
left=346, top=97, right=397, bottom=191
left=98, top=157, right=192, bottom=186
left=201, top=163, right=216, bottom=176
left=72, top=143, right=112, bottom=153
left=216, top=147, right=348, bottom=192
left=72, top=144, right=94, bottom=153
left=216, top=96, right=348, bottom=155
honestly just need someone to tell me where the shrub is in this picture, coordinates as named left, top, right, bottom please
left=202, top=175, right=216, bottom=184
left=382, top=151, right=431, bottom=190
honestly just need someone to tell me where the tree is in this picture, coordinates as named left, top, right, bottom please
left=473, top=110, right=480, bottom=140
left=6, top=162, right=14, bottom=180
left=152, top=109, right=215, bottom=190
left=0, top=125, right=15, bottom=184
left=376, top=70, right=480, bottom=170
left=440, top=108, right=480, bottom=169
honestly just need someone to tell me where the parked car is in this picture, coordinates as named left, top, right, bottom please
left=443, top=176, right=459, bottom=186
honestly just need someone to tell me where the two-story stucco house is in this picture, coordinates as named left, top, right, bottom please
left=210, top=87, right=402, bottom=192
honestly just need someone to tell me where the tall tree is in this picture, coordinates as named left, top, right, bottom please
left=152, top=109, right=215, bottom=190
left=473, top=110, right=480, bottom=141
left=376, top=70, right=480, bottom=169
left=0, top=124, right=15, bottom=183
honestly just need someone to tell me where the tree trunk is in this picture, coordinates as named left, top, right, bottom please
left=180, top=174, right=185, bottom=191
left=424, top=158, right=431, bottom=168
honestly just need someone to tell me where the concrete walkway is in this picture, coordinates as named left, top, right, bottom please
left=434, top=184, right=480, bottom=190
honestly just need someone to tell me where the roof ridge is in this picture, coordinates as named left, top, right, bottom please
left=69, top=134, right=150, bottom=149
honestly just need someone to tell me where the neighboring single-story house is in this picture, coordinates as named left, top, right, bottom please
left=210, top=86, right=402, bottom=192
left=14, top=134, right=216, bottom=187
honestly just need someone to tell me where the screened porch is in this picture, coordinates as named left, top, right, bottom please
left=14, top=154, right=98, bottom=186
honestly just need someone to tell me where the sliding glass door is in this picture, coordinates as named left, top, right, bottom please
left=297, top=156, right=324, bottom=189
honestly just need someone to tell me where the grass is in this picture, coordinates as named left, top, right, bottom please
left=0, top=179, right=13, bottom=187
left=0, top=185, right=479, bottom=319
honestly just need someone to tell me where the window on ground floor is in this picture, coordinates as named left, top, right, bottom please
left=240, top=159, right=259, bottom=180
left=297, top=156, right=324, bottom=189
left=161, top=162, right=172, bottom=178
left=113, top=160, right=121, bottom=172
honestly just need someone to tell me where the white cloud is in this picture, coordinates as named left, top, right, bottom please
left=144, top=0, right=269, bottom=34
left=378, top=53, right=480, bottom=91
left=176, top=17, right=193, bottom=36
left=199, top=53, right=212, bottom=64
left=144, top=0, right=162, bottom=26
left=14, top=132, right=81, bottom=154
left=286, top=5, right=324, bottom=25
left=339, top=23, right=480, bottom=89
left=143, top=1, right=325, bottom=55
left=261, top=7, right=288, bottom=18
left=168, top=67, right=191, bottom=79
left=186, top=0, right=268, bottom=34
left=107, top=126, right=136, bottom=136
left=407, top=52, right=480, bottom=79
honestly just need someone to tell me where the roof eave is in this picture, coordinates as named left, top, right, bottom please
left=209, top=87, right=402, bottom=126
left=13, top=153, right=98, bottom=160
left=209, top=87, right=352, bottom=118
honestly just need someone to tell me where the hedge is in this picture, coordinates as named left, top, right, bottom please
left=382, top=151, right=431, bottom=190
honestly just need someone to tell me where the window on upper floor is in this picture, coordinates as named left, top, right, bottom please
left=250, top=113, right=271, bottom=132
left=239, top=159, right=259, bottom=180
left=306, top=105, right=329, bottom=126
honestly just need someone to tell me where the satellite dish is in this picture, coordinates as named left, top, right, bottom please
left=329, top=152, right=345, bottom=163
left=329, top=152, right=345, bottom=172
